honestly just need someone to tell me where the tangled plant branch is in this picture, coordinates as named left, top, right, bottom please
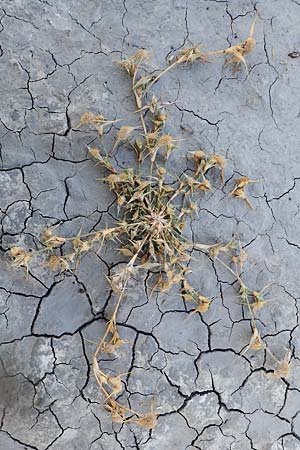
left=9, top=15, right=292, bottom=428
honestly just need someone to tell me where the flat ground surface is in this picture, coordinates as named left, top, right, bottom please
left=1, top=0, right=300, bottom=449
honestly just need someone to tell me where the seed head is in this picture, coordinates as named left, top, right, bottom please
left=10, top=247, right=32, bottom=272
left=230, top=176, right=259, bottom=209
left=41, top=228, right=67, bottom=248
left=132, top=408, right=157, bottom=429
left=249, top=327, right=265, bottom=351
left=273, top=350, right=292, bottom=379
left=178, top=46, right=210, bottom=64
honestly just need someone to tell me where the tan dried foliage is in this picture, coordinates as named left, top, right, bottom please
left=230, top=176, right=259, bottom=209
left=7, top=14, right=286, bottom=429
left=9, top=247, right=32, bottom=272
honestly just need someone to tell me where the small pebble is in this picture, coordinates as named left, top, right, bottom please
left=288, top=51, right=300, bottom=58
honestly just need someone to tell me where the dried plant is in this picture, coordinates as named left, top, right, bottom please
left=229, top=176, right=260, bottom=209
left=272, top=350, right=292, bottom=379
left=8, top=13, right=290, bottom=427
left=181, top=279, right=211, bottom=314
left=10, top=247, right=32, bottom=272
left=242, top=326, right=266, bottom=355
left=206, top=14, right=257, bottom=72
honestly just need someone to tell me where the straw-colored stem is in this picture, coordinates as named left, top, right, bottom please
left=147, top=57, right=185, bottom=91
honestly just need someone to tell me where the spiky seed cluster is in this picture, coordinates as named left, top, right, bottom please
left=177, top=46, right=210, bottom=64
left=79, top=112, right=118, bottom=136
left=9, top=247, right=32, bottom=272
left=229, top=176, right=259, bottom=209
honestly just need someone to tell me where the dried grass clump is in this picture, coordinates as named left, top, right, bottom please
left=8, top=14, right=292, bottom=427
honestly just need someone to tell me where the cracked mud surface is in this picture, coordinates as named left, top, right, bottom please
left=1, top=1, right=300, bottom=449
